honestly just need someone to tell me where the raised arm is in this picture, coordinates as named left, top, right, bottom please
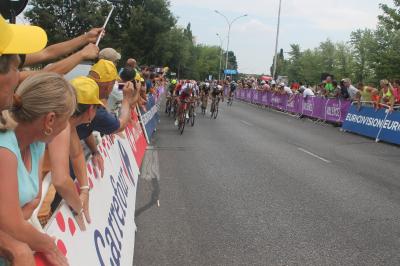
left=23, top=28, right=103, bottom=67
left=19, top=43, right=99, bottom=82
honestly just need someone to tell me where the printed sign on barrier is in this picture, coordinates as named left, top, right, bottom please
left=36, top=113, right=146, bottom=266
left=139, top=94, right=160, bottom=143
left=302, top=96, right=316, bottom=117
left=286, top=95, right=301, bottom=113
left=342, top=105, right=400, bottom=144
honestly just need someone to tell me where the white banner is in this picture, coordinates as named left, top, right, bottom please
left=35, top=132, right=141, bottom=266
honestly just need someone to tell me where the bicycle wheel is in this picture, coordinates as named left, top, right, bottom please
left=213, top=104, right=219, bottom=119
left=166, top=99, right=171, bottom=116
left=210, top=102, right=215, bottom=119
left=179, top=111, right=185, bottom=135
left=190, top=105, right=195, bottom=126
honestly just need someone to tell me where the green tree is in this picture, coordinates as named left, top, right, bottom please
left=350, top=29, right=375, bottom=82
left=379, top=0, right=400, bottom=30
left=287, top=44, right=302, bottom=82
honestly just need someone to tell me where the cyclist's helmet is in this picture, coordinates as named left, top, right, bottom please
left=171, top=79, right=177, bottom=85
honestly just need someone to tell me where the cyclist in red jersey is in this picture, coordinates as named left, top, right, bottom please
left=175, top=80, right=194, bottom=126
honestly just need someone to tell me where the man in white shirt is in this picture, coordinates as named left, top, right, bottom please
left=303, top=87, right=315, bottom=98
left=343, top=78, right=359, bottom=100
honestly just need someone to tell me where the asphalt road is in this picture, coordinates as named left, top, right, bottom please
left=133, top=99, right=400, bottom=266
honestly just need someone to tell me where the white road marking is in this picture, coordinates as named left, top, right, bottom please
left=240, top=120, right=254, bottom=127
left=297, top=148, right=331, bottom=163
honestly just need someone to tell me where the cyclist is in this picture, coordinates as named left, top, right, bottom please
left=229, top=79, right=237, bottom=102
left=175, top=80, right=193, bottom=126
left=210, top=81, right=224, bottom=113
left=200, top=81, right=211, bottom=113
left=168, top=79, right=177, bottom=95
left=166, top=79, right=177, bottom=113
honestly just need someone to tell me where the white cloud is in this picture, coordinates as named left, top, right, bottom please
left=234, top=19, right=274, bottom=34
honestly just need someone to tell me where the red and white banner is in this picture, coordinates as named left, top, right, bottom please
left=35, top=110, right=147, bottom=266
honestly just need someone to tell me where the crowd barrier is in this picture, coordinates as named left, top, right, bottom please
left=138, top=86, right=164, bottom=143
left=234, top=88, right=351, bottom=123
left=33, top=86, right=166, bottom=265
left=233, top=88, right=400, bottom=145
left=343, top=105, right=400, bottom=145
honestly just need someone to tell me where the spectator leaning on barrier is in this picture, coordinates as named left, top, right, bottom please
left=324, top=76, right=335, bottom=95
left=338, top=79, right=350, bottom=99
left=392, top=80, right=400, bottom=104
left=343, top=78, right=359, bottom=101
left=39, top=76, right=106, bottom=230
left=75, top=59, right=137, bottom=175
left=0, top=16, right=49, bottom=266
left=379, top=79, right=395, bottom=112
left=0, top=73, right=75, bottom=266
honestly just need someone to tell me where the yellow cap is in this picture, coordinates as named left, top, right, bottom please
left=0, top=15, right=47, bottom=55
left=70, top=76, right=104, bottom=106
left=90, top=59, right=119, bottom=83
left=134, top=72, right=142, bottom=81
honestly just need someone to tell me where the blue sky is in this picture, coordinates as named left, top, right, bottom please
left=169, top=0, right=393, bottom=75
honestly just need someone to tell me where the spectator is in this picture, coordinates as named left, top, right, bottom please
left=98, top=47, right=121, bottom=66
left=338, top=79, right=350, bottom=99
left=0, top=16, right=49, bottom=265
left=331, top=80, right=340, bottom=98
left=0, top=230, right=35, bottom=265
left=324, top=75, right=335, bottom=95
left=279, top=83, right=293, bottom=96
left=302, top=86, right=315, bottom=98
left=343, top=78, right=358, bottom=100
left=39, top=76, right=107, bottom=229
left=379, top=79, right=395, bottom=112
left=392, top=80, right=400, bottom=104
left=108, top=67, right=140, bottom=114
left=0, top=73, right=75, bottom=266
left=74, top=59, right=138, bottom=175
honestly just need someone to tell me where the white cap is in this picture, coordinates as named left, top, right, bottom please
left=99, top=48, right=121, bottom=63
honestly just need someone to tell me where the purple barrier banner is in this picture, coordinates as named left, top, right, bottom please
left=257, top=90, right=264, bottom=104
left=252, top=90, right=258, bottom=103
left=235, top=89, right=352, bottom=123
left=246, top=89, right=252, bottom=101
left=240, top=89, right=246, bottom=99
left=286, top=95, right=302, bottom=113
left=261, top=91, right=270, bottom=105
left=270, top=93, right=287, bottom=110
left=235, top=90, right=240, bottom=99
left=301, top=96, right=317, bottom=117
left=325, top=98, right=352, bottom=122
left=312, top=97, right=326, bottom=119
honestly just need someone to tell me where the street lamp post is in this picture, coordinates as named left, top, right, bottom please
left=215, top=10, right=248, bottom=79
left=272, top=0, right=282, bottom=80
left=216, top=33, right=224, bottom=81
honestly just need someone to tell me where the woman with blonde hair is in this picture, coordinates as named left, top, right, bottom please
left=379, top=79, right=395, bottom=112
left=0, top=72, right=75, bottom=266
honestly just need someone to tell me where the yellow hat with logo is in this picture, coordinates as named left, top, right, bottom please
left=0, top=15, right=47, bottom=55
left=70, top=76, right=104, bottom=106
left=90, top=59, right=119, bottom=83
left=134, top=72, right=142, bottom=81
